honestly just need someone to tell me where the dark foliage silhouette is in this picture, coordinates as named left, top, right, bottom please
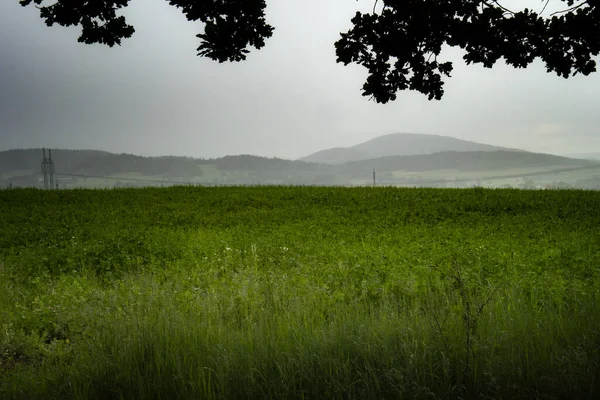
left=21, top=0, right=600, bottom=102
left=20, top=0, right=273, bottom=62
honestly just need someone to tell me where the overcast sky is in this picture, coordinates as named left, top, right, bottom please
left=1, top=0, right=599, bottom=159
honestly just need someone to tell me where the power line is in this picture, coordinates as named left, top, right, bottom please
left=55, top=172, right=174, bottom=184
left=54, top=172, right=205, bottom=186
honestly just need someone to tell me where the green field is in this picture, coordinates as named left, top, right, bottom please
left=1, top=187, right=599, bottom=399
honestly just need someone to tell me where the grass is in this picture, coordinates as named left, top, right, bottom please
left=0, top=186, right=599, bottom=399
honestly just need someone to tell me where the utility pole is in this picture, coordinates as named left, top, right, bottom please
left=373, top=168, right=376, bottom=187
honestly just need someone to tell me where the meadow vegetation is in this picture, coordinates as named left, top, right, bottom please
left=1, top=186, right=599, bottom=399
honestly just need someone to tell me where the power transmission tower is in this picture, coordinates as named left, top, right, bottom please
left=41, top=148, right=56, bottom=190
left=41, top=148, right=48, bottom=190
left=48, top=149, right=55, bottom=189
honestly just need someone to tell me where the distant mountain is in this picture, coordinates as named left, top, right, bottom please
left=339, top=151, right=592, bottom=174
left=562, top=153, right=600, bottom=161
left=0, top=149, right=205, bottom=177
left=1, top=147, right=597, bottom=189
left=301, top=133, right=522, bottom=164
left=0, top=149, right=324, bottom=188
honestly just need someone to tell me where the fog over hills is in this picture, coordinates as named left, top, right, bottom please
left=562, top=153, right=600, bottom=161
left=301, top=133, right=523, bottom=164
left=1, top=145, right=599, bottom=190
left=343, top=151, right=588, bottom=173
left=1, top=133, right=599, bottom=189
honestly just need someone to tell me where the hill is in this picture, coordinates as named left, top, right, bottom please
left=340, top=151, right=591, bottom=173
left=1, top=148, right=598, bottom=189
left=0, top=149, right=325, bottom=188
left=562, top=152, right=600, bottom=161
left=301, top=133, right=521, bottom=164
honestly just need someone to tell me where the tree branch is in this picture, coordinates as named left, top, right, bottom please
left=540, top=0, right=551, bottom=15
left=550, top=1, right=588, bottom=16
left=482, top=0, right=515, bottom=15
left=35, top=1, right=58, bottom=10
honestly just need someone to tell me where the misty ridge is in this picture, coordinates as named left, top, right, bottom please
left=1, top=133, right=599, bottom=190
left=300, top=133, right=525, bottom=164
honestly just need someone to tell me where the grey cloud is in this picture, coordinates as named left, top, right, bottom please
left=1, top=0, right=599, bottom=158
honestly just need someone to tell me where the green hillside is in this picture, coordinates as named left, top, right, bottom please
left=342, top=150, right=592, bottom=173
left=1, top=148, right=599, bottom=189
left=301, top=133, right=521, bottom=164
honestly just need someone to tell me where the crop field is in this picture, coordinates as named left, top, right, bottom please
left=1, top=186, right=600, bottom=399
